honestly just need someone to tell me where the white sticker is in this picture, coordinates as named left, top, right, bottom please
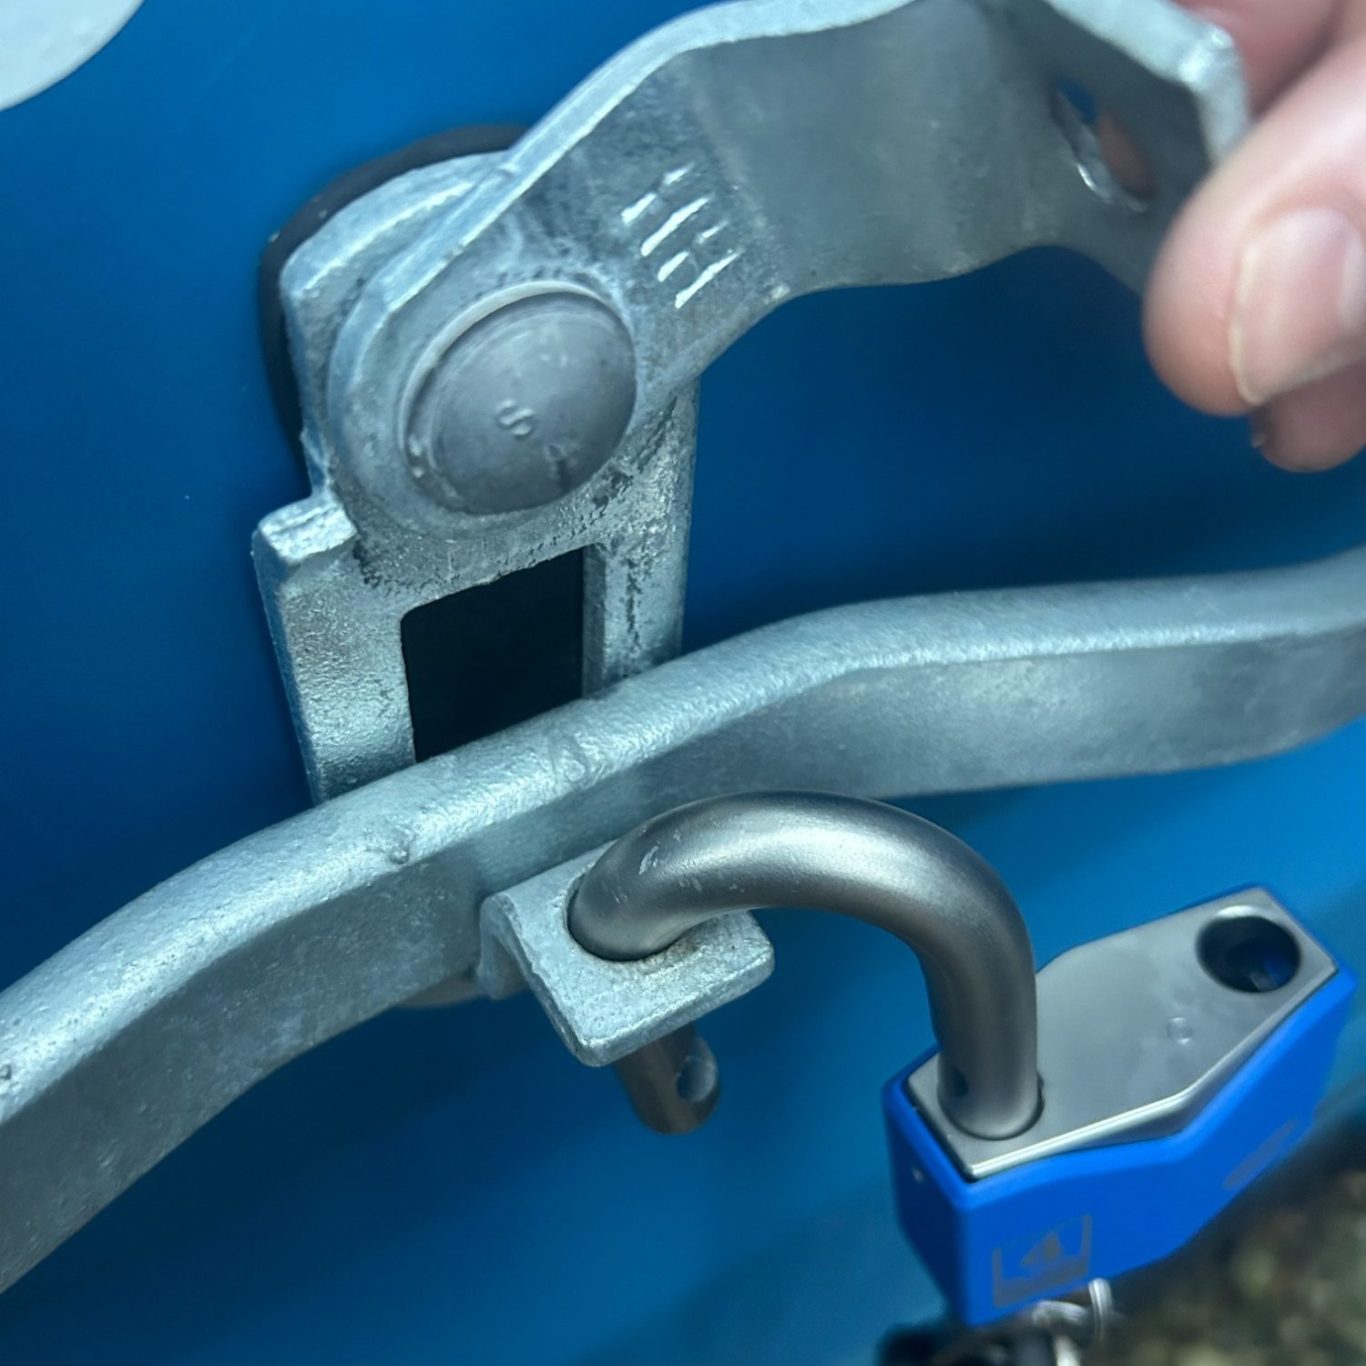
left=0, top=0, right=145, bottom=112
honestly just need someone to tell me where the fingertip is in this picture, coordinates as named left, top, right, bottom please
left=1253, top=361, right=1366, bottom=470
left=1145, top=27, right=1366, bottom=421
left=1144, top=207, right=1248, bottom=416
left=1259, top=442, right=1358, bottom=473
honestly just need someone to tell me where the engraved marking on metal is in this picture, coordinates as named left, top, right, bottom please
left=621, top=165, right=741, bottom=307
left=639, top=197, right=710, bottom=257
left=673, top=249, right=741, bottom=309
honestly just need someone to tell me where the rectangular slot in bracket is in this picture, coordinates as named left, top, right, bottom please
left=401, top=550, right=585, bottom=761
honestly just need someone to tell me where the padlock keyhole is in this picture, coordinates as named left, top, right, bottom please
left=1198, top=913, right=1301, bottom=995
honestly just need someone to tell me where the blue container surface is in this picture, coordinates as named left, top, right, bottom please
left=885, top=950, right=1357, bottom=1325
left=1, top=1, right=1365, bottom=1363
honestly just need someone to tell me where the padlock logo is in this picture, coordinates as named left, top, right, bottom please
left=991, top=1215, right=1093, bottom=1308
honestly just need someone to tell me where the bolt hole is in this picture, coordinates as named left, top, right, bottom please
left=1198, top=913, right=1301, bottom=994
left=1050, top=81, right=1156, bottom=211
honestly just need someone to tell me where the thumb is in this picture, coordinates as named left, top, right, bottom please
left=1145, top=24, right=1366, bottom=467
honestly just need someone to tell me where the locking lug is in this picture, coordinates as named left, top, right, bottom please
left=477, top=845, right=773, bottom=1068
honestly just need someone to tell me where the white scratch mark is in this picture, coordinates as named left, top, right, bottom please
left=621, top=191, right=658, bottom=226
left=675, top=250, right=742, bottom=308
left=656, top=251, right=691, bottom=283
left=639, top=197, right=709, bottom=257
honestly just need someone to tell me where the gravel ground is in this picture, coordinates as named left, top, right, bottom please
left=1091, top=1157, right=1366, bottom=1366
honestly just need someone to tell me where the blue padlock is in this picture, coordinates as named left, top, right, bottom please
left=561, top=794, right=1355, bottom=1325
left=884, top=887, right=1355, bottom=1326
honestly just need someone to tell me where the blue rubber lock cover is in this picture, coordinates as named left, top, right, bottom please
left=885, top=937, right=1355, bottom=1325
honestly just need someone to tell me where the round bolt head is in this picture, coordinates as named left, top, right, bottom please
left=404, top=288, right=637, bottom=514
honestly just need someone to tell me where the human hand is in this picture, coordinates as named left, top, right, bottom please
left=1144, top=0, right=1366, bottom=470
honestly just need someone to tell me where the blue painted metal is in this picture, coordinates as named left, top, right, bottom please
left=885, top=929, right=1356, bottom=1326
left=0, top=1, right=1364, bottom=1362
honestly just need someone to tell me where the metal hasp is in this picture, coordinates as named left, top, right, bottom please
left=570, top=793, right=1040, bottom=1140
left=254, top=0, right=1246, bottom=800
left=885, top=890, right=1356, bottom=1325
left=477, top=840, right=776, bottom=1130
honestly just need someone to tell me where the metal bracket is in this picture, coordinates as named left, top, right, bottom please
left=254, top=0, right=1244, bottom=800
left=256, top=151, right=695, bottom=798
left=477, top=848, right=773, bottom=1066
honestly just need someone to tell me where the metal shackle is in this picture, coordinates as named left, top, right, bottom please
left=569, top=792, right=1041, bottom=1140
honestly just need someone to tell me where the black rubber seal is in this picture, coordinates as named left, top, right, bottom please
left=258, top=124, right=525, bottom=467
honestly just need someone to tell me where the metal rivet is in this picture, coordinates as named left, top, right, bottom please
left=403, top=287, right=637, bottom=515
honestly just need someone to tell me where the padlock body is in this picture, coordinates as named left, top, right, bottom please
left=885, top=960, right=1353, bottom=1325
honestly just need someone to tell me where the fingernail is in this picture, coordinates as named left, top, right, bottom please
left=1231, top=208, right=1366, bottom=405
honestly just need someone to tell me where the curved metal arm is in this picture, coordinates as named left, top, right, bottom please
left=4, top=546, right=1366, bottom=1290
left=325, top=0, right=1245, bottom=520
left=570, top=793, right=1040, bottom=1140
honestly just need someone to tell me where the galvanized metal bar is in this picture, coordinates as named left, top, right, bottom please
left=2, top=547, right=1366, bottom=1290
